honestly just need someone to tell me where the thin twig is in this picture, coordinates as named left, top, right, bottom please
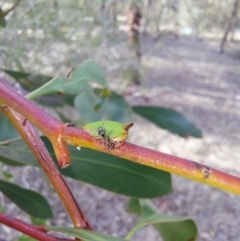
left=0, top=212, right=71, bottom=241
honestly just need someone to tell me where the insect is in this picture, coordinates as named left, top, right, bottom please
left=97, top=126, right=116, bottom=149
left=97, top=126, right=107, bottom=138
left=83, top=121, right=134, bottom=150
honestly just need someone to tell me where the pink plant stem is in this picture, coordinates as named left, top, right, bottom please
left=1, top=78, right=240, bottom=195
left=0, top=78, right=61, bottom=135
left=0, top=78, right=71, bottom=167
left=1, top=106, right=92, bottom=230
left=64, top=127, right=240, bottom=195
left=0, top=213, right=70, bottom=241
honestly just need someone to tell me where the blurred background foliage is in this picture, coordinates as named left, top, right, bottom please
left=1, top=0, right=238, bottom=133
left=0, top=0, right=238, bottom=77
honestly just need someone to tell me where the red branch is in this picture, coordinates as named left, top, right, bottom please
left=64, top=127, right=240, bottom=195
left=1, top=106, right=92, bottom=230
left=0, top=213, right=71, bottom=241
left=0, top=78, right=71, bottom=168
left=1, top=78, right=240, bottom=198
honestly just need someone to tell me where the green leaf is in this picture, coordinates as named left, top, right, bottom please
left=0, top=112, right=20, bottom=141
left=70, top=60, right=108, bottom=88
left=0, top=179, right=53, bottom=219
left=2, top=171, right=13, bottom=179
left=18, top=235, right=37, bottom=241
left=47, top=226, right=127, bottom=241
left=126, top=198, right=141, bottom=215
left=30, top=216, right=46, bottom=226
left=0, top=139, right=39, bottom=167
left=26, top=60, right=108, bottom=100
left=0, top=155, right=26, bottom=166
left=83, top=121, right=133, bottom=144
left=0, top=204, right=5, bottom=212
left=2, top=69, right=52, bottom=91
left=133, top=106, right=202, bottom=138
left=1, top=69, right=65, bottom=107
left=62, top=148, right=171, bottom=198
left=75, top=88, right=132, bottom=123
left=93, top=88, right=111, bottom=111
left=126, top=199, right=198, bottom=241
left=55, top=109, right=73, bottom=123
left=0, top=138, right=172, bottom=198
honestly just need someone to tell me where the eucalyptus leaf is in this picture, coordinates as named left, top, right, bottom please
left=47, top=226, right=127, bottom=241
left=75, top=88, right=132, bottom=123
left=61, top=147, right=171, bottom=198
left=26, top=60, right=108, bottom=100
left=2, top=69, right=67, bottom=107
left=18, top=235, right=37, bottom=241
left=127, top=199, right=198, bottom=241
left=133, top=106, right=202, bottom=138
left=0, top=138, right=172, bottom=198
left=0, top=112, right=20, bottom=141
left=2, top=171, right=13, bottom=179
left=30, top=216, right=46, bottom=226
left=0, top=139, right=39, bottom=167
left=0, top=179, right=53, bottom=219
left=2, top=69, right=52, bottom=91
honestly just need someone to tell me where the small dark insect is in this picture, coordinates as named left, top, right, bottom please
left=98, top=127, right=106, bottom=138
left=97, top=126, right=115, bottom=150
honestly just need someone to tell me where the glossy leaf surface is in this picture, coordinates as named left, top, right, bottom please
left=26, top=60, right=108, bottom=99
left=0, top=112, right=19, bottom=141
left=0, top=179, right=53, bottom=219
left=3, top=69, right=52, bottom=91
left=0, top=139, right=39, bottom=166
left=0, top=138, right=172, bottom=198
left=74, top=88, right=132, bottom=123
left=18, top=235, right=37, bottom=241
left=3, top=69, right=69, bottom=107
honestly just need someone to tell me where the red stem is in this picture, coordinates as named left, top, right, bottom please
left=1, top=78, right=240, bottom=195
left=64, top=127, right=240, bottom=195
left=0, top=78, right=72, bottom=167
left=0, top=78, right=61, bottom=136
left=1, top=106, right=92, bottom=230
left=0, top=213, right=71, bottom=241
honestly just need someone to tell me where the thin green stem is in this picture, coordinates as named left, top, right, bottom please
left=125, top=223, right=143, bottom=240
left=25, top=77, right=57, bottom=100
left=0, top=136, right=22, bottom=145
